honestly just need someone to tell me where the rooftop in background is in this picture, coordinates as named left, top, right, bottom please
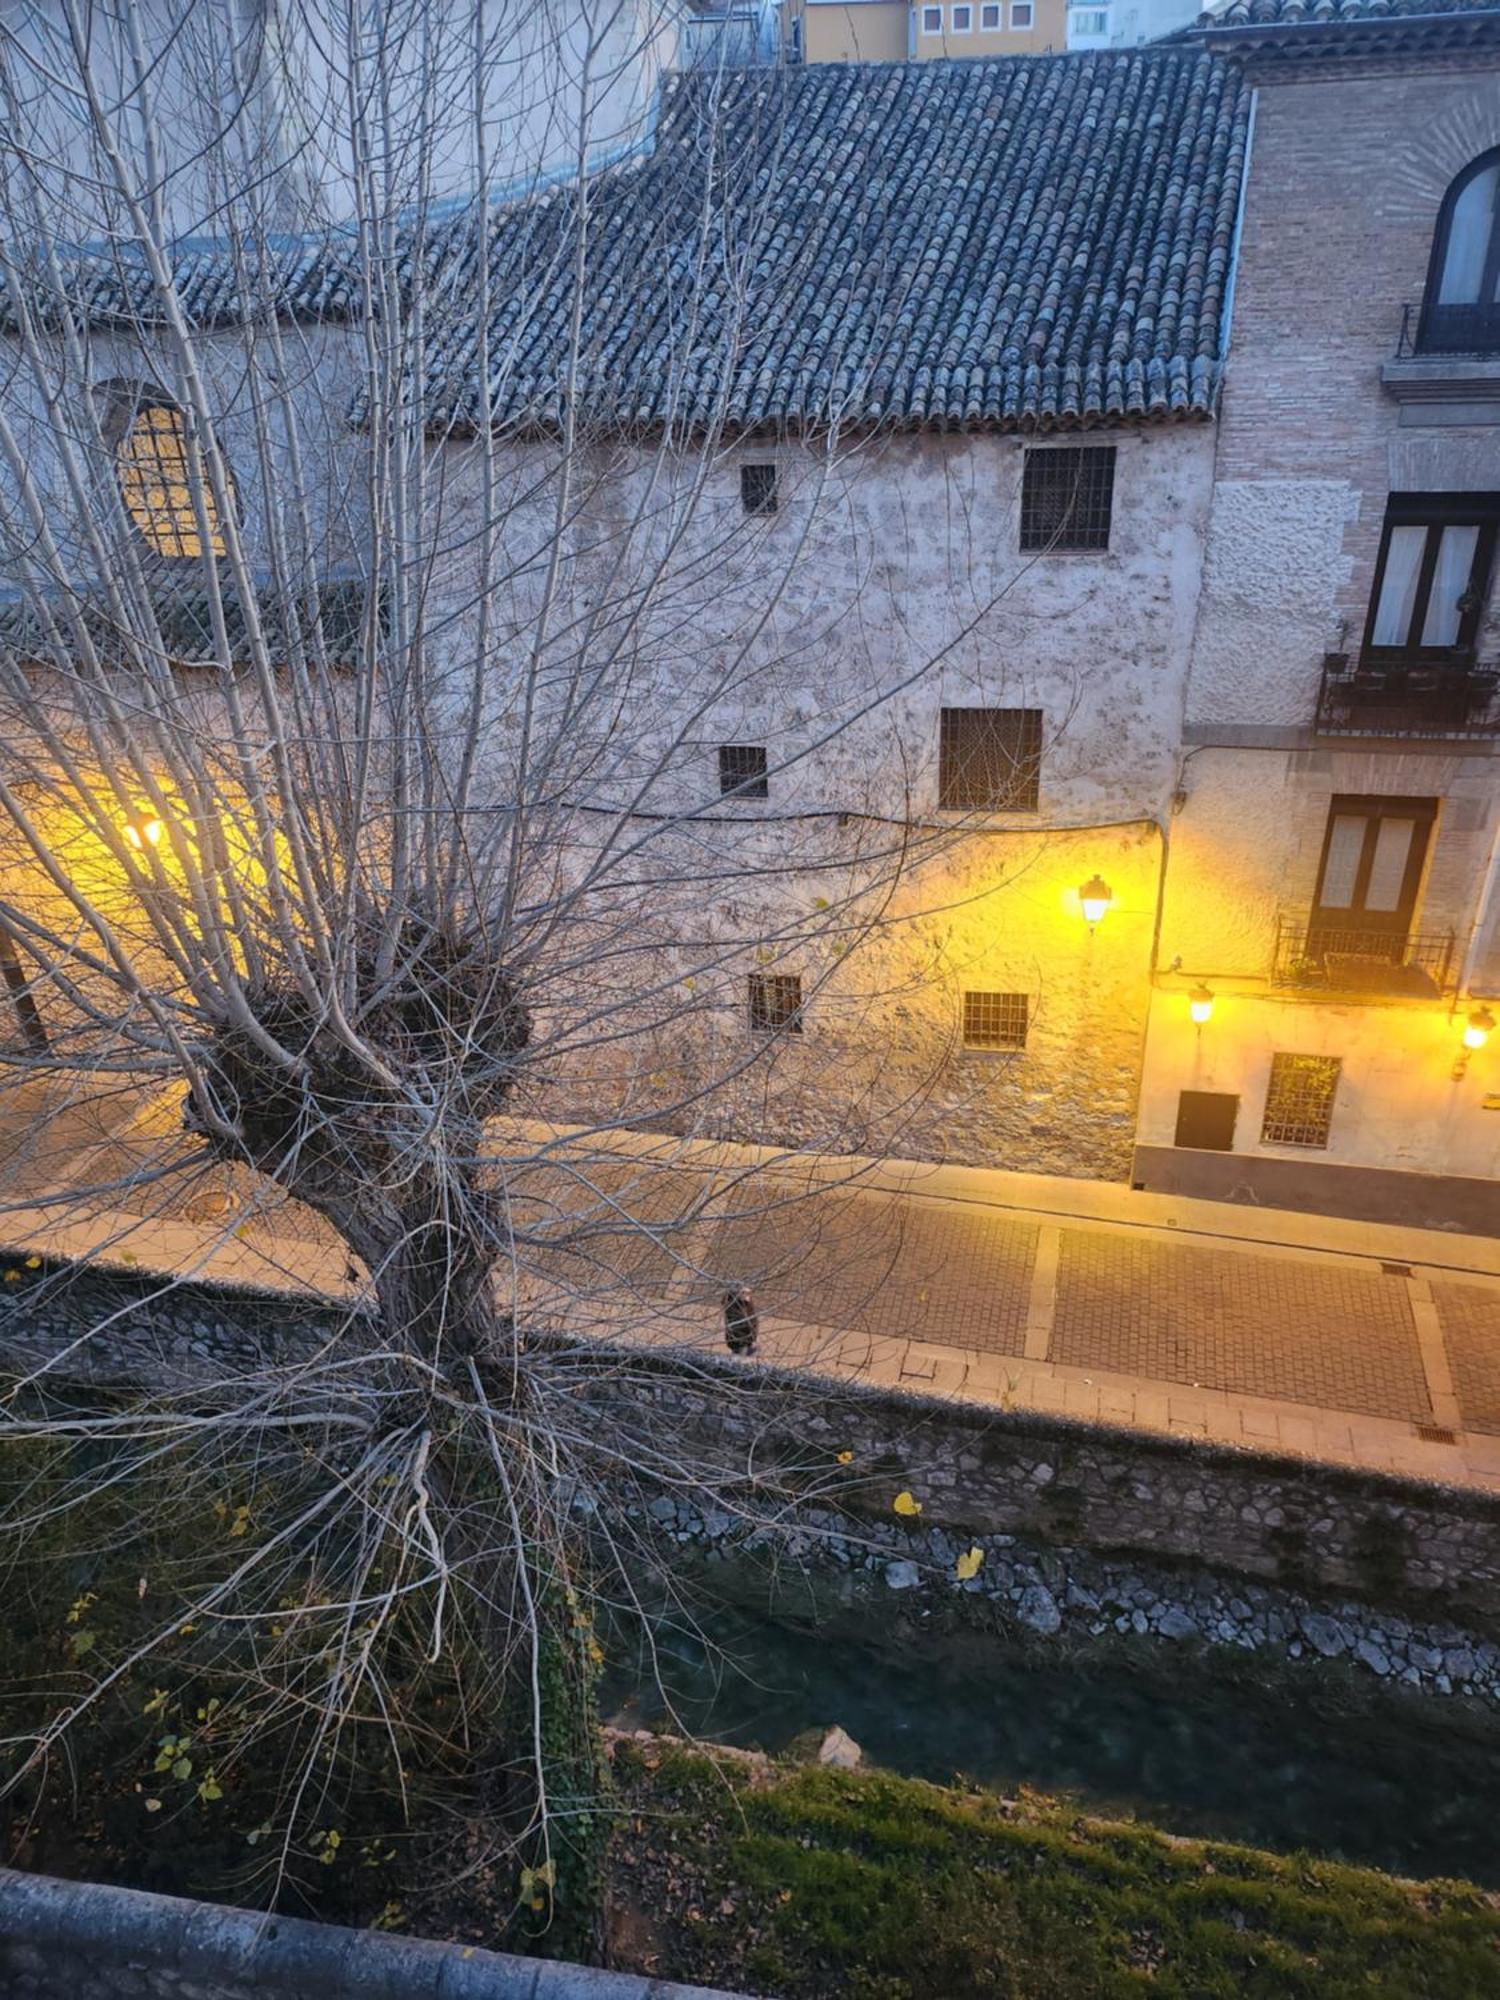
left=416, top=50, right=1250, bottom=437
left=1181, top=0, right=1500, bottom=56
left=2, top=51, right=1250, bottom=442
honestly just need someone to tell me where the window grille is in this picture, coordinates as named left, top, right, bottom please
left=962, top=990, right=1029, bottom=1050
left=117, top=401, right=229, bottom=558
left=1020, top=446, right=1116, bottom=553
left=1260, top=1054, right=1341, bottom=1148
left=740, top=463, right=778, bottom=516
left=718, top=744, right=769, bottom=798
left=938, top=707, right=1043, bottom=811
left=748, top=973, right=802, bottom=1033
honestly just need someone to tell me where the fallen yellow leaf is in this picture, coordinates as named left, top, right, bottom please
left=892, top=1491, right=922, bottom=1517
left=956, top=1546, right=984, bottom=1581
left=836, top=1450, right=853, bottom=1465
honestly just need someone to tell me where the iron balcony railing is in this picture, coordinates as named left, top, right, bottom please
left=1396, top=299, right=1500, bottom=358
left=1271, top=917, right=1457, bottom=999
left=1315, top=652, right=1500, bottom=739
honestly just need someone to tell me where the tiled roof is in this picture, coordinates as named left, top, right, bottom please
left=1201, top=0, right=1497, bottom=22
left=2, top=51, right=1250, bottom=439
left=1183, top=0, right=1500, bottom=48
left=0, top=235, right=360, bottom=336
left=414, top=51, right=1251, bottom=436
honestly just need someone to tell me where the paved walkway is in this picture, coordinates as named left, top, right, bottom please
left=4, top=1088, right=1500, bottom=1492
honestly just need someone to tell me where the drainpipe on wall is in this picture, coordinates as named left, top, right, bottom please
left=1457, top=812, right=1500, bottom=1002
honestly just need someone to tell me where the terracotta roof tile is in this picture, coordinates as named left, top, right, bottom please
left=3, top=50, right=1250, bottom=439
left=415, top=50, right=1250, bottom=436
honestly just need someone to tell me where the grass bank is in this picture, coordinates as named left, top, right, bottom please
left=607, top=1736, right=1500, bottom=1999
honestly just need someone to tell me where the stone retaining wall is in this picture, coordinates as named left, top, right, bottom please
left=8, top=1252, right=1500, bottom=1666
left=626, top=1486, right=1500, bottom=1705
left=592, top=1354, right=1500, bottom=1631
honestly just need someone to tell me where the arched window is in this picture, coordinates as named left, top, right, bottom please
left=1421, top=148, right=1500, bottom=354
left=115, top=395, right=230, bottom=559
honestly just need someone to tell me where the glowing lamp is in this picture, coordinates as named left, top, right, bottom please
left=123, top=816, right=163, bottom=852
left=1188, top=984, right=1215, bottom=1026
left=1463, top=1007, right=1495, bottom=1053
left=1078, top=875, right=1113, bottom=927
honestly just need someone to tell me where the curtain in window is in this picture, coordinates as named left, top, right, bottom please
left=1363, top=817, right=1416, bottom=913
left=1318, top=815, right=1366, bottom=909
left=1438, top=162, right=1500, bottom=306
left=1420, top=524, right=1480, bottom=647
left=1371, top=525, right=1425, bottom=647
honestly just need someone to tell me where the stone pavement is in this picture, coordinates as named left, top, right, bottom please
left=5, top=1089, right=1500, bottom=1493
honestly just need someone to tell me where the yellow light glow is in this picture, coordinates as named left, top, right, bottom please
left=1189, top=984, right=1214, bottom=1026
left=1463, top=1007, right=1495, bottom=1052
left=123, top=817, right=163, bottom=852
left=1078, top=875, right=1112, bottom=927
left=117, top=403, right=228, bottom=559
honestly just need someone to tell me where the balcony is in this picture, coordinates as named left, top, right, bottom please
left=1314, top=653, right=1500, bottom=739
left=1271, top=918, right=1456, bottom=1000
left=1396, top=300, right=1500, bottom=359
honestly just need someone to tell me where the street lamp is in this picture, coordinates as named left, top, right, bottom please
left=1452, top=1006, right=1495, bottom=1081
left=1078, top=875, right=1112, bottom=928
left=1188, top=984, right=1215, bottom=1026
left=122, top=816, right=163, bottom=852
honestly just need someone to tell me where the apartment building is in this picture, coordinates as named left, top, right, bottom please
left=782, top=0, right=1065, bottom=61
left=1133, top=0, right=1500, bottom=1229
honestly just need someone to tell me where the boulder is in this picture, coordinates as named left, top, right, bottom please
left=816, top=1726, right=864, bottom=1771
left=1015, top=1583, right=1062, bottom=1635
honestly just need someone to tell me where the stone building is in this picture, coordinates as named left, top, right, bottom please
left=0, top=43, right=1245, bottom=1186
left=12, top=5, right=1500, bottom=1225
left=415, top=50, right=1246, bottom=1179
left=1132, top=0, right=1500, bottom=1228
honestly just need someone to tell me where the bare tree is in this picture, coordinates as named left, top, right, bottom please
left=0, top=0, right=1077, bottom=1952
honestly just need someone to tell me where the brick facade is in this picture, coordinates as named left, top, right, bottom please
left=1135, top=45, right=1500, bottom=1220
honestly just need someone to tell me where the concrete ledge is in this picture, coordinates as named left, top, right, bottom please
left=0, top=1866, right=745, bottom=2000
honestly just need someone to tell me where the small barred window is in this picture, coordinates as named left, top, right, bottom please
left=740, top=463, right=779, bottom=516
left=1020, top=446, right=1115, bottom=553
left=1260, top=1054, right=1341, bottom=1148
left=719, top=745, right=769, bottom=798
left=748, top=973, right=802, bottom=1033
left=962, top=990, right=1029, bottom=1050
left=938, top=707, right=1043, bottom=811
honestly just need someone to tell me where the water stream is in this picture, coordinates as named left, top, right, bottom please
left=605, top=1599, right=1500, bottom=1886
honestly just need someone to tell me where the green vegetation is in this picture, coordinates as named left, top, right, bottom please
left=609, top=1739, right=1500, bottom=1999
left=0, top=1431, right=609, bottom=1955
left=8, top=1431, right=1500, bottom=1995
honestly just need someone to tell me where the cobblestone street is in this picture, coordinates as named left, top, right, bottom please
left=10, top=1091, right=1500, bottom=1487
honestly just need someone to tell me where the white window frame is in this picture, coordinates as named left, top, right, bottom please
left=1010, top=0, right=1034, bottom=23
left=951, top=2, right=973, bottom=28
left=920, top=4, right=943, bottom=31
left=980, top=2, right=1002, bottom=24
left=1073, top=7, right=1108, bottom=30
